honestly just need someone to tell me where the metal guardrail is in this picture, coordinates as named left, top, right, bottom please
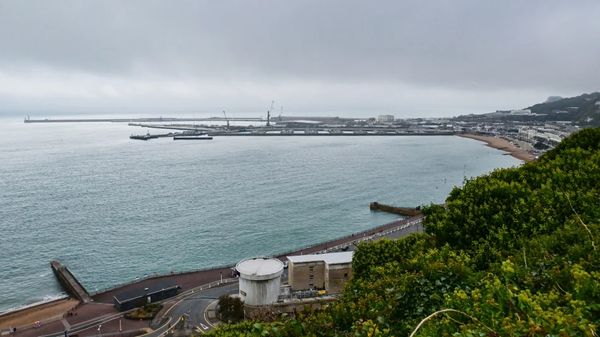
left=91, top=264, right=235, bottom=295
left=149, top=277, right=238, bottom=327
left=316, top=216, right=425, bottom=253
left=271, top=215, right=424, bottom=258
left=148, top=279, right=239, bottom=336
left=176, top=278, right=238, bottom=299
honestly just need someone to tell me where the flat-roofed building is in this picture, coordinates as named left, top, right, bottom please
left=377, top=115, right=395, bottom=123
left=113, top=280, right=181, bottom=311
left=287, top=252, right=353, bottom=294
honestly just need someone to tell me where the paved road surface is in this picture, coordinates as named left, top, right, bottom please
left=144, top=283, right=238, bottom=336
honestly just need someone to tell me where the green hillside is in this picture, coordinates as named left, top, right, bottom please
left=527, top=92, right=600, bottom=125
left=205, top=128, right=600, bottom=337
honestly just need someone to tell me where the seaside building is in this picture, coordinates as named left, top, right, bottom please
left=377, top=115, right=395, bottom=123
left=236, top=257, right=284, bottom=306
left=517, top=127, right=563, bottom=146
left=113, top=280, right=180, bottom=311
left=287, top=252, right=353, bottom=294
left=510, top=109, right=533, bottom=116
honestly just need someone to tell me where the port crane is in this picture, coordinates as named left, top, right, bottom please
left=222, top=110, right=230, bottom=130
left=267, top=100, right=275, bottom=127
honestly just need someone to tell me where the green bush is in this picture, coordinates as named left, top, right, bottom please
left=217, top=295, right=245, bottom=323
left=124, top=303, right=162, bottom=320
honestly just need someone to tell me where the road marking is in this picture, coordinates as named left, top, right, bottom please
left=138, top=316, right=172, bottom=337
left=200, top=323, right=209, bottom=330
left=203, top=306, right=215, bottom=328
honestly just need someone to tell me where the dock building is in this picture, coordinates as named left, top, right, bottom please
left=287, top=252, right=353, bottom=294
left=377, top=115, right=395, bottom=123
left=113, top=280, right=180, bottom=311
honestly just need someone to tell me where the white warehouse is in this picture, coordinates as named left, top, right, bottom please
left=235, top=257, right=284, bottom=306
left=377, top=115, right=395, bottom=123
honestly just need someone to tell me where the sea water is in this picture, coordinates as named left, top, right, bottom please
left=0, top=117, right=520, bottom=312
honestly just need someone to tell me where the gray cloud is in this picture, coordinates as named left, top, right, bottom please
left=0, top=0, right=599, bottom=116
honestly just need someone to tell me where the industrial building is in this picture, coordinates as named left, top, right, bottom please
left=113, top=280, right=181, bottom=311
left=377, top=115, right=395, bottom=123
left=236, top=257, right=284, bottom=306
left=287, top=252, right=353, bottom=294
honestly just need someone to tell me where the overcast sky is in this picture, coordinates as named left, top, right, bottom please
left=1, top=0, right=599, bottom=118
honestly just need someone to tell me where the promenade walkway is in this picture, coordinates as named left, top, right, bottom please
left=7, top=215, right=424, bottom=337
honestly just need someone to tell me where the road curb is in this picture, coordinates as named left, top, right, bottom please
left=139, top=316, right=173, bottom=337
left=203, top=300, right=220, bottom=329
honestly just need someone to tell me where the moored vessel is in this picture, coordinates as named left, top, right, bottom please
left=173, top=134, right=213, bottom=140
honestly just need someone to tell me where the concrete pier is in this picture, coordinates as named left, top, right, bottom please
left=50, top=261, right=92, bottom=304
left=369, top=202, right=422, bottom=216
left=129, top=122, right=456, bottom=137
left=24, top=117, right=264, bottom=123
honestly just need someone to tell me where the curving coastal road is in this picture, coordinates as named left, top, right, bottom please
left=31, top=282, right=238, bottom=337
left=145, top=282, right=238, bottom=336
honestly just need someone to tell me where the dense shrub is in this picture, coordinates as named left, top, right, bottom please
left=217, top=295, right=245, bottom=323
left=124, top=303, right=162, bottom=320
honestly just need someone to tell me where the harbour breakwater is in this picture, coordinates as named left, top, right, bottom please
left=128, top=122, right=456, bottom=137
left=369, top=202, right=422, bottom=217
left=49, top=261, right=91, bottom=304
left=24, top=117, right=264, bottom=123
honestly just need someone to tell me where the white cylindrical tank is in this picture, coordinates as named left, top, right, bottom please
left=236, top=257, right=283, bottom=306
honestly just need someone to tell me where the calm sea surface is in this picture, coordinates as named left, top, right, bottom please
left=0, top=117, right=520, bottom=312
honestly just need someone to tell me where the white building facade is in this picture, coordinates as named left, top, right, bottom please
left=236, top=257, right=284, bottom=306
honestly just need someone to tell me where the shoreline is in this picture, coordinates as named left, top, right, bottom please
left=458, top=133, right=535, bottom=162
left=0, top=215, right=423, bottom=334
left=0, top=298, right=78, bottom=331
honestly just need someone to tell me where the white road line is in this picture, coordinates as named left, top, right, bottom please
left=204, top=302, right=217, bottom=328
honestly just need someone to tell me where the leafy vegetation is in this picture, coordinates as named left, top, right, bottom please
left=124, top=303, right=162, bottom=320
left=527, top=92, right=600, bottom=126
left=218, top=295, right=245, bottom=323
left=205, top=128, right=600, bottom=336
